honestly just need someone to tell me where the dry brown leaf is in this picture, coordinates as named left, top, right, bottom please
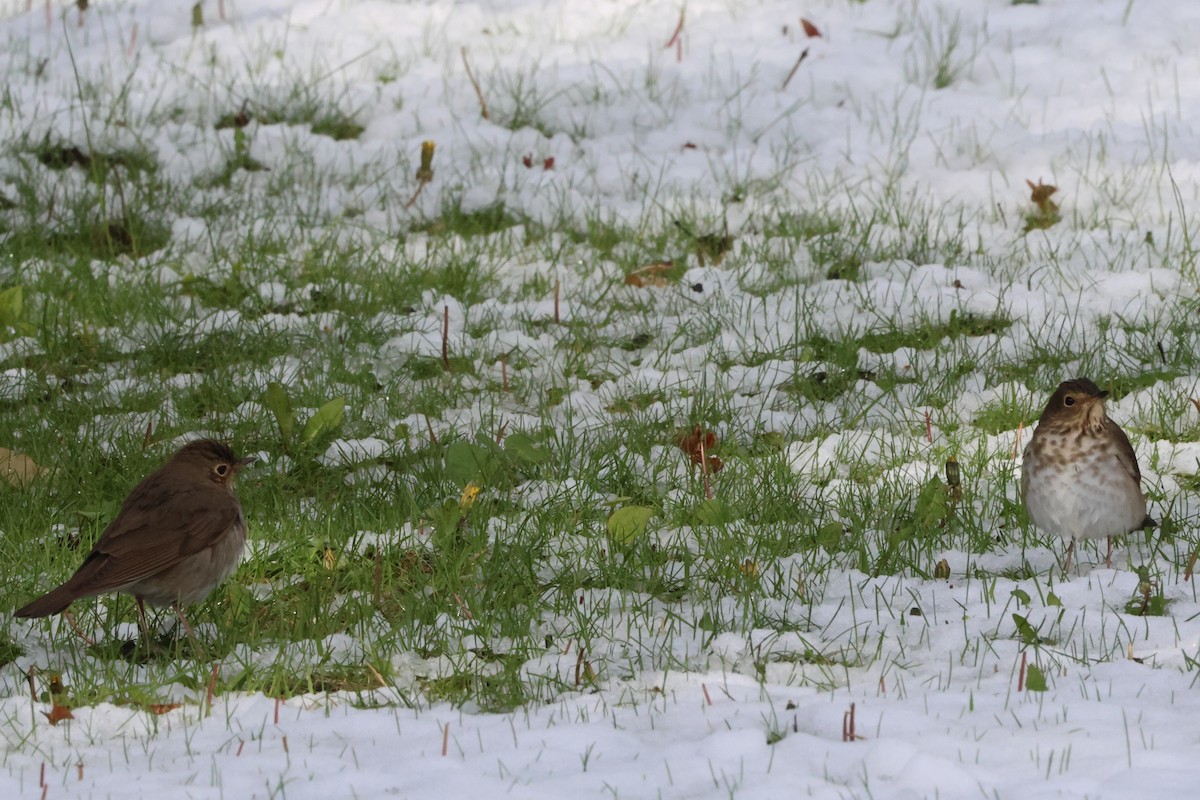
left=0, top=447, right=41, bottom=487
left=674, top=425, right=725, bottom=473
left=800, top=17, right=822, bottom=38
left=1025, top=178, right=1059, bottom=212
left=147, top=703, right=183, bottom=715
left=44, top=704, right=74, bottom=725
left=625, top=261, right=674, bottom=288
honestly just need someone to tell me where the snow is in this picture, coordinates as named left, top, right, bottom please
left=3, top=0, right=1200, bottom=798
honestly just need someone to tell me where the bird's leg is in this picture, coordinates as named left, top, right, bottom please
left=62, top=609, right=97, bottom=647
left=172, top=604, right=209, bottom=662
left=1061, top=540, right=1076, bottom=574
left=1105, top=536, right=1113, bottom=568
left=134, top=595, right=151, bottom=640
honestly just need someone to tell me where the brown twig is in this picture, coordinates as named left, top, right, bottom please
left=500, top=355, right=509, bottom=392
left=781, top=48, right=810, bottom=91
left=373, top=548, right=384, bottom=605
left=664, top=6, right=685, bottom=50
left=441, top=305, right=451, bottom=371
left=701, top=683, right=712, bottom=705
left=842, top=702, right=857, bottom=741
left=699, top=433, right=713, bottom=500
left=1017, top=651, right=1027, bottom=692
left=442, top=722, right=450, bottom=756
left=461, top=47, right=490, bottom=119
left=553, top=280, right=560, bottom=324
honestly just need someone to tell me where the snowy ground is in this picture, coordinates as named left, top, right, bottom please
left=3, top=0, right=1200, bottom=798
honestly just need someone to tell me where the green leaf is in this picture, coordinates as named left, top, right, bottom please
left=262, top=381, right=295, bottom=440
left=1012, top=613, right=1040, bottom=646
left=1010, top=588, right=1031, bottom=607
left=688, top=498, right=734, bottom=526
left=1024, top=663, right=1048, bottom=691
left=1046, top=592, right=1062, bottom=607
left=444, top=440, right=492, bottom=486
left=0, top=286, right=22, bottom=328
left=606, top=505, right=656, bottom=544
left=816, top=522, right=843, bottom=551
left=504, top=432, right=550, bottom=466
left=302, top=396, right=345, bottom=443
left=913, top=477, right=949, bottom=529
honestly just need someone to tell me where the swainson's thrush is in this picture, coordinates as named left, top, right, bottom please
left=1021, top=378, right=1154, bottom=572
left=14, top=439, right=255, bottom=639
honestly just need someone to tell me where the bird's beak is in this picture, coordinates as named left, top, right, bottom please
left=234, top=455, right=258, bottom=471
left=1094, top=390, right=1109, bottom=399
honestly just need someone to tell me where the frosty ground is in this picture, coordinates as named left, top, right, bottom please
left=2, top=0, right=1200, bottom=798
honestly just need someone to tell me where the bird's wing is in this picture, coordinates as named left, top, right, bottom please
left=1109, top=423, right=1142, bottom=484
left=62, top=479, right=241, bottom=596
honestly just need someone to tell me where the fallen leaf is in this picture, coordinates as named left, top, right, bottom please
left=147, top=703, right=182, bottom=715
left=800, top=17, right=822, bottom=38
left=625, top=261, right=674, bottom=288
left=674, top=425, right=725, bottom=472
left=542, top=156, right=555, bottom=170
left=0, top=447, right=41, bottom=487
left=1025, top=178, right=1058, bottom=212
left=44, top=704, right=73, bottom=725
left=522, top=153, right=533, bottom=168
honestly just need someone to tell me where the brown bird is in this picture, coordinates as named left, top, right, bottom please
left=14, top=439, right=255, bottom=641
left=1021, top=378, right=1155, bottom=572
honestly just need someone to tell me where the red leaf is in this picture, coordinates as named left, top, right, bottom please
left=674, top=425, right=724, bottom=472
left=800, top=17, right=821, bottom=38
left=44, top=704, right=74, bottom=725
left=522, top=154, right=533, bottom=168
left=542, top=156, right=555, bottom=170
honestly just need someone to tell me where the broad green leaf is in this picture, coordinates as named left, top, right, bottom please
left=689, top=498, right=734, bottom=526
left=262, top=381, right=295, bottom=440
left=914, top=477, right=949, bottom=529
left=1024, top=663, right=1048, bottom=691
left=816, top=522, right=843, bottom=551
left=302, top=396, right=345, bottom=443
left=0, top=286, right=22, bottom=327
left=1010, top=588, right=1031, bottom=607
left=607, top=505, right=656, bottom=544
left=1046, top=592, right=1062, bottom=607
left=1012, top=613, right=1040, bottom=646
left=444, top=440, right=491, bottom=486
left=504, top=432, right=550, bottom=466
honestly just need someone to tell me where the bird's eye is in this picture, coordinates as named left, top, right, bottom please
left=215, top=464, right=229, bottom=476
left=1064, top=396, right=1075, bottom=407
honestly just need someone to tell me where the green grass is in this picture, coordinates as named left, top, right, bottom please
left=3, top=8, right=1200, bottom=718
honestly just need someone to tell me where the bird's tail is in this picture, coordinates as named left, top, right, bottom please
left=1141, top=515, right=1158, bottom=530
left=13, top=585, right=77, bottom=618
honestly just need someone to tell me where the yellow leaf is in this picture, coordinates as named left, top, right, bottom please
left=0, top=447, right=41, bottom=487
